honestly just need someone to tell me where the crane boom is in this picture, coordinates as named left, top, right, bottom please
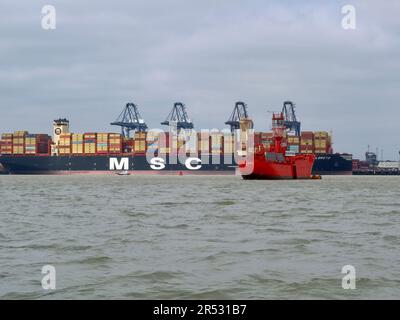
left=161, top=102, right=194, bottom=130
left=225, top=101, right=249, bottom=132
left=282, top=101, right=301, bottom=136
left=110, top=102, right=148, bottom=137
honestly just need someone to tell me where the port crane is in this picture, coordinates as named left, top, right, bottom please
left=281, top=101, right=301, bottom=137
left=225, top=101, right=249, bottom=132
left=161, top=102, right=194, bottom=130
left=111, top=102, right=148, bottom=138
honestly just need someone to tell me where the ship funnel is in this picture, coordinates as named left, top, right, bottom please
left=53, top=118, right=70, bottom=145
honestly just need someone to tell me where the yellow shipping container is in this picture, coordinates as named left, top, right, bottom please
left=288, top=136, right=300, bottom=144
left=12, top=137, right=25, bottom=144
left=135, top=132, right=146, bottom=139
left=59, top=140, right=71, bottom=146
left=14, top=131, right=28, bottom=137
left=314, top=131, right=329, bottom=138
left=97, top=133, right=109, bottom=142
left=59, top=146, right=71, bottom=154
left=84, top=143, right=96, bottom=153
left=13, top=147, right=25, bottom=154
left=315, top=141, right=327, bottom=147
left=72, top=134, right=84, bottom=141
left=72, top=145, right=83, bottom=153
left=2, top=133, right=13, bottom=139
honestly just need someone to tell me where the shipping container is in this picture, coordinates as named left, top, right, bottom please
left=134, top=132, right=146, bottom=140
left=0, top=139, right=13, bottom=154
left=352, top=159, right=360, bottom=170
left=59, top=145, right=71, bottom=154
left=134, top=139, right=146, bottom=152
left=13, top=131, right=28, bottom=137
left=288, top=145, right=300, bottom=153
left=287, top=135, right=300, bottom=144
left=96, top=133, right=109, bottom=153
left=314, top=131, right=329, bottom=138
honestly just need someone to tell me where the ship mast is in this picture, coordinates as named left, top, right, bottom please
left=271, top=112, right=286, bottom=154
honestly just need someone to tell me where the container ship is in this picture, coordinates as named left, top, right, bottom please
left=0, top=101, right=353, bottom=175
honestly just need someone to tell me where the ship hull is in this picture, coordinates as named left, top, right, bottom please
left=0, top=153, right=351, bottom=175
left=312, top=153, right=353, bottom=175
left=240, top=155, right=315, bottom=180
left=0, top=154, right=237, bottom=175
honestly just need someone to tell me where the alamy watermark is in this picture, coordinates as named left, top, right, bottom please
left=41, top=5, right=56, bottom=30
left=341, top=5, right=356, bottom=30
left=41, top=265, right=56, bottom=290
left=341, top=265, right=356, bottom=290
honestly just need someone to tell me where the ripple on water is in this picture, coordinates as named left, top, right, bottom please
left=1, top=175, right=400, bottom=299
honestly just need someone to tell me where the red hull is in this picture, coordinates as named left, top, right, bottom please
left=240, top=154, right=315, bottom=180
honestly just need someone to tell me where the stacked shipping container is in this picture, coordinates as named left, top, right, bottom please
left=260, top=132, right=273, bottom=150
left=0, top=133, right=13, bottom=154
left=59, top=134, right=71, bottom=154
left=97, top=133, right=109, bottom=154
left=287, top=135, right=300, bottom=153
left=84, top=133, right=96, bottom=154
left=134, top=132, right=146, bottom=152
left=1, top=129, right=333, bottom=156
left=198, top=132, right=210, bottom=154
left=72, top=134, right=84, bottom=154
left=211, top=132, right=222, bottom=155
left=314, top=131, right=331, bottom=154
left=223, top=134, right=234, bottom=154
left=1, top=132, right=50, bottom=155
left=12, top=131, right=27, bottom=154
left=300, top=131, right=314, bottom=154
left=109, top=133, right=122, bottom=154
left=27, top=134, right=51, bottom=154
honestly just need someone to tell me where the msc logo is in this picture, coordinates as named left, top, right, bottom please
left=149, top=157, right=202, bottom=170
left=109, top=158, right=129, bottom=170
left=109, top=157, right=203, bottom=171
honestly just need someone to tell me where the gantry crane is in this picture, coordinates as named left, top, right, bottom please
left=161, top=102, right=194, bottom=130
left=110, top=102, right=148, bottom=138
left=282, top=101, right=301, bottom=136
left=225, top=101, right=249, bottom=132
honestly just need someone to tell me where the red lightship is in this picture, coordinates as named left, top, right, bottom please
left=239, top=112, right=315, bottom=179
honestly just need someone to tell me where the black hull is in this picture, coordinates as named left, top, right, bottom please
left=0, top=154, right=237, bottom=174
left=0, top=153, right=353, bottom=175
left=312, top=153, right=353, bottom=175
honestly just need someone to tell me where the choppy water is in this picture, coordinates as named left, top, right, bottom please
left=0, top=175, right=399, bottom=299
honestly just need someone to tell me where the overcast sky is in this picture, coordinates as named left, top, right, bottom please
left=0, top=0, right=399, bottom=159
